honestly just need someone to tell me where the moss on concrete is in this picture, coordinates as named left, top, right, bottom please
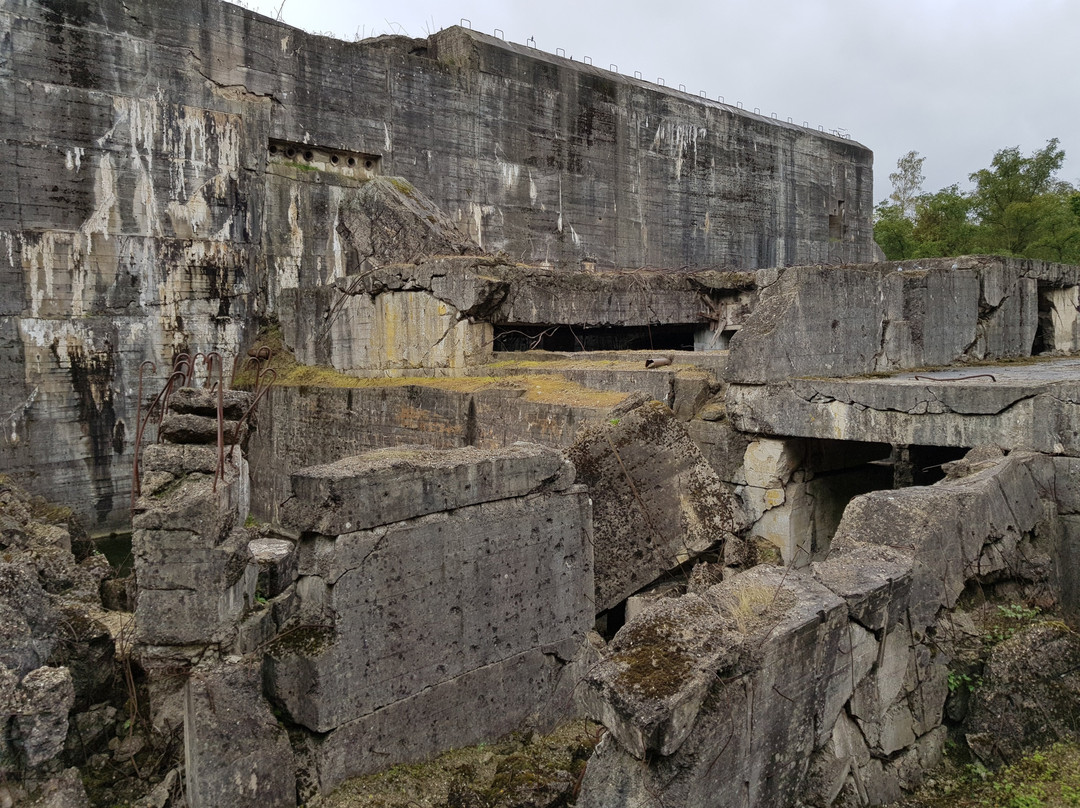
left=321, top=719, right=601, bottom=808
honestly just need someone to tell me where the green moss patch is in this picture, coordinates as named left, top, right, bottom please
left=322, top=719, right=601, bottom=808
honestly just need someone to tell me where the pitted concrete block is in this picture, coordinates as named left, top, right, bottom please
left=267, top=488, right=592, bottom=734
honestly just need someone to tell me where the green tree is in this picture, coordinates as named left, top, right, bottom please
left=873, top=139, right=1078, bottom=262
left=888, top=150, right=926, bottom=220
left=910, top=185, right=978, bottom=257
left=873, top=202, right=917, bottom=260
left=969, top=138, right=1068, bottom=255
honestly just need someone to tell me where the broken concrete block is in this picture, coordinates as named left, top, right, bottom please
left=282, top=443, right=573, bottom=535
left=812, top=542, right=913, bottom=632
left=578, top=566, right=848, bottom=808
left=578, top=594, right=739, bottom=760
left=134, top=529, right=256, bottom=646
left=567, top=401, right=745, bottom=610
left=249, top=537, right=297, bottom=598
left=167, top=387, right=251, bottom=420
left=832, top=453, right=1051, bottom=633
left=726, top=266, right=892, bottom=382
left=184, top=662, right=295, bottom=808
left=140, top=444, right=221, bottom=476
left=336, top=177, right=481, bottom=266
left=14, top=666, right=75, bottom=768
left=132, top=472, right=241, bottom=541
left=159, top=412, right=246, bottom=446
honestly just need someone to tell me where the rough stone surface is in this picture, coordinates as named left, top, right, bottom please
left=23, top=768, right=90, bottom=808
left=577, top=565, right=848, bottom=808
left=184, top=662, right=296, bottom=808
left=566, top=400, right=745, bottom=611
left=12, top=667, right=76, bottom=768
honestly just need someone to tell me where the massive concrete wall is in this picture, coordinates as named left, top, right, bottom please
left=2, top=0, right=874, bottom=527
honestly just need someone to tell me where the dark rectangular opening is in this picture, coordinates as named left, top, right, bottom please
left=492, top=323, right=697, bottom=352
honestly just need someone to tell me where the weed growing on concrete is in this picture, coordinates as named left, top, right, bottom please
left=893, top=742, right=1080, bottom=807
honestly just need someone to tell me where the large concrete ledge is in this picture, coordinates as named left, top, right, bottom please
left=727, top=361, right=1080, bottom=455
left=248, top=384, right=627, bottom=524
left=281, top=443, right=573, bottom=535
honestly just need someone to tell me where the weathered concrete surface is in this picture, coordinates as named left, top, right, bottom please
left=184, top=663, right=296, bottom=808
left=832, top=451, right=1052, bottom=632
left=264, top=444, right=593, bottom=790
left=728, top=360, right=1080, bottom=456
left=578, top=449, right=1063, bottom=807
left=566, top=400, right=745, bottom=611
left=281, top=443, right=573, bottom=535
left=304, top=645, right=585, bottom=791
left=726, top=256, right=1080, bottom=383
left=248, top=382, right=629, bottom=523
left=0, top=0, right=874, bottom=528
left=577, top=566, right=849, bottom=808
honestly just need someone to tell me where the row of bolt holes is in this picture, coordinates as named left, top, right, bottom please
left=269, top=144, right=375, bottom=170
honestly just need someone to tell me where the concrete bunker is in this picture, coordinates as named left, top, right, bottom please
left=4, top=0, right=1080, bottom=805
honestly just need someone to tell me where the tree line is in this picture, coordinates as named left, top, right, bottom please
left=873, top=139, right=1080, bottom=263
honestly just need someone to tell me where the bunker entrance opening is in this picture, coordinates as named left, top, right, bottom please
left=492, top=323, right=697, bottom=352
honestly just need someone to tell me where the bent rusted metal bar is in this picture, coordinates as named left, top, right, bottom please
left=203, top=351, right=225, bottom=491
left=160, top=354, right=190, bottom=429
left=131, top=360, right=157, bottom=515
left=913, top=374, right=997, bottom=382
left=227, top=366, right=277, bottom=464
left=228, top=346, right=271, bottom=389
left=130, top=368, right=186, bottom=513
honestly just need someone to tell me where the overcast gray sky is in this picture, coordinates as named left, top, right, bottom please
left=236, top=0, right=1079, bottom=205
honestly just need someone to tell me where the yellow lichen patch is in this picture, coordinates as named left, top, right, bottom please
left=516, top=374, right=629, bottom=407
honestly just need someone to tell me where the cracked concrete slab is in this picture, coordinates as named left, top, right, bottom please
left=728, top=360, right=1080, bottom=455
